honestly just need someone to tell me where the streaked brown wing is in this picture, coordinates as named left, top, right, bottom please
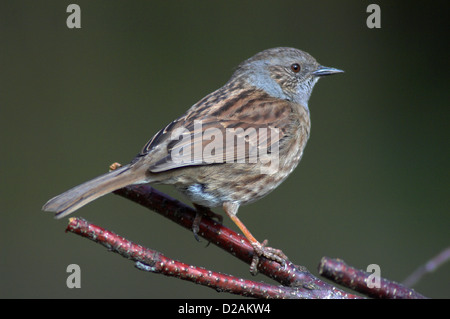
left=146, top=90, right=293, bottom=173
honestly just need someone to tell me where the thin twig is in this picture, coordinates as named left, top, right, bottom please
left=402, top=247, right=450, bottom=288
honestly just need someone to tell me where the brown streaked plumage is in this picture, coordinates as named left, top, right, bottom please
left=42, top=47, right=343, bottom=274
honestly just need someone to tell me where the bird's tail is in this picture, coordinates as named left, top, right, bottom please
left=42, top=164, right=145, bottom=219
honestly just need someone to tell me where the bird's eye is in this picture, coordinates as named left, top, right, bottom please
left=290, top=63, right=301, bottom=73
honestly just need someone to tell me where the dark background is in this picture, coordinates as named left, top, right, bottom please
left=1, top=1, right=448, bottom=298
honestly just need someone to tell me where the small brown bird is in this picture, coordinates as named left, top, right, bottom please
left=43, top=47, right=343, bottom=273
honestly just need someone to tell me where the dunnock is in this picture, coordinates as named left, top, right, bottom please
left=43, top=47, right=343, bottom=274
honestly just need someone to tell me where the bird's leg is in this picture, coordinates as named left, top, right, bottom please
left=192, top=203, right=223, bottom=242
left=223, top=202, right=288, bottom=275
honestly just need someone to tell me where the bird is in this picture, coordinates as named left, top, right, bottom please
left=43, top=47, right=343, bottom=274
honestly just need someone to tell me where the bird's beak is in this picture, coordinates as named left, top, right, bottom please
left=312, top=66, right=344, bottom=77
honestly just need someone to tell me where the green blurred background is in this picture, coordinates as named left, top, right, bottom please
left=1, top=1, right=448, bottom=298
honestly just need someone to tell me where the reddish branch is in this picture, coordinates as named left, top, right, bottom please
left=67, top=217, right=352, bottom=298
left=64, top=183, right=427, bottom=298
left=318, top=257, right=427, bottom=299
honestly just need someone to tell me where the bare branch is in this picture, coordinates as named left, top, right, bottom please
left=66, top=217, right=359, bottom=298
left=402, top=247, right=450, bottom=288
left=318, top=257, right=427, bottom=299
left=112, top=185, right=363, bottom=296
left=59, top=183, right=428, bottom=298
